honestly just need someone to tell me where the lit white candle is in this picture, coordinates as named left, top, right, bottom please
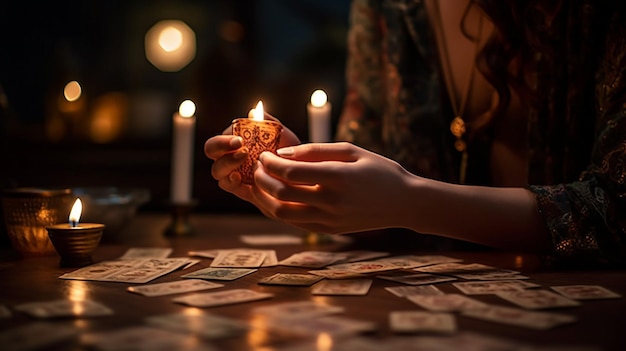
left=307, top=89, right=332, bottom=143
left=171, top=99, right=196, bottom=204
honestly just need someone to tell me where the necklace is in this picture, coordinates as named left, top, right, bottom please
left=431, top=1, right=484, bottom=184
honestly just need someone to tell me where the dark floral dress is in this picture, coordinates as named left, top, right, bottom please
left=336, top=0, right=626, bottom=266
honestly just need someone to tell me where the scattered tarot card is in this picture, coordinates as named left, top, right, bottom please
left=311, top=279, right=373, bottom=296
left=279, top=251, right=349, bottom=269
left=252, top=301, right=345, bottom=319
left=81, top=326, right=216, bottom=351
left=385, top=285, right=444, bottom=298
left=146, top=312, right=249, bottom=340
left=239, top=234, right=302, bottom=245
left=0, top=322, right=79, bottom=351
left=181, top=267, right=257, bottom=281
left=210, top=249, right=267, bottom=268
left=462, top=305, right=577, bottom=330
left=266, top=315, right=377, bottom=337
left=377, top=272, right=457, bottom=285
left=308, top=269, right=369, bottom=279
left=406, top=294, right=487, bottom=312
left=550, top=285, right=622, bottom=300
left=59, top=258, right=192, bottom=284
left=376, top=255, right=460, bottom=269
left=389, top=310, right=457, bottom=334
left=173, top=289, right=273, bottom=307
left=338, top=250, right=390, bottom=263
left=127, top=279, right=223, bottom=297
left=452, top=280, right=540, bottom=295
left=119, top=247, right=173, bottom=260
left=327, top=260, right=399, bottom=274
left=14, top=299, right=114, bottom=318
left=496, top=290, right=581, bottom=309
left=188, top=249, right=220, bottom=258
left=258, top=273, right=323, bottom=286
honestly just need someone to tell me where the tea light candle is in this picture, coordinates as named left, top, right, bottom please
left=307, top=89, right=331, bottom=142
left=46, top=198, right=105, bottom=267
left=231, top=101, right=283, bottom=184
left=171, top=99, right=196, bottom=204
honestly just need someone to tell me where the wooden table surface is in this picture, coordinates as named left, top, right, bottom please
left=1, top=213, right=625, bottom=350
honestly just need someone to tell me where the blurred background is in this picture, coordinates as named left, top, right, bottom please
left=0, top=0, right=351, bottom=214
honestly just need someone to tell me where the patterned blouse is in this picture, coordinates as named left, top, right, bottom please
left=336, top=0, right=626, bottom=266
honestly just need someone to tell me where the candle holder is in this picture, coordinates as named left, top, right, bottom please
left=46, top=223, right=104, bottom=267
left=164, top=201, right=197, bottom=237
left=232, top=118, right=283, bottom=184
left=1, top=188, right=73, bottom=257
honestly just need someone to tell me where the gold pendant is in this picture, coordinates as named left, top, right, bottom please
left=449, top=116, right=466, bottom=138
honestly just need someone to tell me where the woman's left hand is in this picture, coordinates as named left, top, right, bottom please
left=252, top=142, right=419, bottom=234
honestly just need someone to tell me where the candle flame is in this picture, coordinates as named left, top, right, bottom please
left=69, top=198, right=82, bottom=227
left=179, top=99, right=196, bottom=118
left=251, top=100, right=264, bottom=121
left=311, top=90, right=327, bottom=107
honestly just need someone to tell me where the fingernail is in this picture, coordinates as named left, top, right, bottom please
left=277, top=147, right=294, bottom=156
left=229, top=136, right=243, bottom=148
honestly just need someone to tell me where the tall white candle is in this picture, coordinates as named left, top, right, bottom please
left=170, top=99, right=196, bottom=204
left=307, top=89, right=332, bottom=143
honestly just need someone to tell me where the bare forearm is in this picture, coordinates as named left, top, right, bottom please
left=401, top=177, right=552, bottom=252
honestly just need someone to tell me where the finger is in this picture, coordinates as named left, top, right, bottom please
left=217, top=172, right=254, bottom=203
left=251, top=181, right=331, bottom=225
left=276, top=142, right=358, bottom=162
left=210, top=149, right=248, bottom=180
left=254, top=160, right=330, bottom=204
left=204, top=135, right=243, bottom=160
left=259, top=151, right=346, bottom=185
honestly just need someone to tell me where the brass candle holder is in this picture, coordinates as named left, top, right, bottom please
left=164, top=201, right=196, bottom=237
left=46, top=223, right=104, bottom=267
left=232, top=101, right=283, bottom=184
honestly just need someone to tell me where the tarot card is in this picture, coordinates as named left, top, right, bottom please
left=119, top=247, right=172, bottom=260
left=82, top=326, right=217, bottom=351
left=462, top=305, right=577, bottom=330
left=311, top=279, right=373, bottom=296
left=239, top=234, right=302, bottom=245
left=15, top=299, right=113, bottom=318
left=188, top=249, right=220, bottom=258
left=266, top=315, right=376, bottom=337
left=454, top=272, right=529, bottom=280
left=258, top=273, right=323, bottom=286
left=181, top=267, right=257, bottom=281
left=389, top=310, right=457, bottom=334
left=377, top=272, right=457, bottom=285
left=308, top=269, right=368, bottom=279
left=60, top=258, right=191, bottom=283
left=252, top=300, right=345, bottom=319
left=327, top=260, right=399, bottom=274
left=279, top=251, right=348, bottom=268
left=127, top=279, right=223, bottom=297
left=550, top=285, right=622, bottom=300
left=376, top=255, right=460, bottom=269
left=415, top=262, right=508, bottom=275
left=59, top=260, right=137, bottom=281
left=453, top=280, right=540, bottom=295
left=406, top=294, right=487, bottom=312
left=173, top=289, right=273, bottom=307
left=338, top=250, right=390, bottom=263
left=384, top=285, right=444, bottom=298
left=146, top=312, right=249, bottom=340
left=210, top=249, right=267, bottom=268
left=0, top=322, right=79, bottom=351
left=496, top=290, right=581, bottom=309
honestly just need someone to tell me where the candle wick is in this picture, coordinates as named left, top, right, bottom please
left=70, top=221, right=78, bottom=228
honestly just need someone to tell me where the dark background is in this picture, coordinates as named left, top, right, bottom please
left=0, top=0, right=351, bottom=213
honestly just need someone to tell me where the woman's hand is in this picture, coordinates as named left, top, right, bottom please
left=204, top=113, right=301, bottom=203
left=252, top=142, right=419, bottom=234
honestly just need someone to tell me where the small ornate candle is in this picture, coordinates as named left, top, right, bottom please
left=232, top=101, right=283, bottom=184
left=46, top=198, right=105, bottom=267
left=307, top=89, right=331, bottom=143
left=170, top=99, right=196, bottom=204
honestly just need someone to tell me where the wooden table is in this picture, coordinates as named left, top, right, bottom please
left=1, top=213, right=625, bottom=350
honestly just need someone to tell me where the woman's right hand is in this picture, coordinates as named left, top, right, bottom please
left=203, top=113, right=301, bottom=203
